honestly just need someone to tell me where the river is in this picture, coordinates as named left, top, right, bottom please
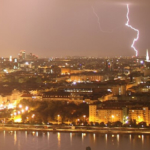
left=0, top=131, right=149, bottom=150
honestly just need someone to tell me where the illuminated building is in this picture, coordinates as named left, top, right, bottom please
left=26, top=53, right=33, bottom=59
left=68, top=73, right=104, bottom=82
left=42, top=91, right=70, bottom=101
left=9, top=56, right=12, bottom=62
left=14, top=115, right=22, bottom=123
left=89, top=105, right=150, bottom=126
left=18, top=51, right=38, bottom=60
left=21, top=94, right=42, bottom=101
left=146, top=49, right=150, bottom=62
left=26, top=53, right=38, bottom=60
left=145, top=49, right=150, bottom=69
left=97, top=108, right=123, bottom=123
left=18, top=50, right=26, bottom=59
left=14, top=58, right=17, bottom=63
left=89, top=105, right=123, bottom=123
left=89, top=105, right=97, bottom=122
left=112, top=85, right=126, bottom=96
left=61, top=67, right=97, bottom=75
left=61, top=67, right=71, bottom=75
left=38, top=66, right=61, bottom=74
left=129, top=107, right=149, bottom=126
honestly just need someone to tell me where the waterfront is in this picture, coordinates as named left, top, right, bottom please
left=1, top=124, right=150, bottom=134
left=0, top=130, right=150, bottom=150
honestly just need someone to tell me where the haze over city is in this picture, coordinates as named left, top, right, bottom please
left=0, top=0, right=150, bottom=57
left=1, top=1, right=150, bottom=150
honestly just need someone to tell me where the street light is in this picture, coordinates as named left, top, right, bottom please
left=32, top=114, right=35, bottom=123
left=57, top=115, right=60, bottom=125
left=112, top=115, right=114, bottom=122
left=83, top=115, right=86, bottom=122
left=32, top=114, right=35, bottom=118
left=19, top=104, right=22, bottom=108
left=76, top=119, right=80, bottom=125
left=25, top=106, right=29, bottom=111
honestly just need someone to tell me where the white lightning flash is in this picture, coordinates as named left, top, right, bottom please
left=92, top=6, right=113, bottom=33
left=126, top=4, right=139, bottom=57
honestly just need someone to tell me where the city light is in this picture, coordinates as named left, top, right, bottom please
left=0, top=1, right=150, bottom=150
left=57, top=115, right=60, bottom=125
left=83, top=115, right=86, bottom=122
left=25, top=106, right=29, bottom=111
left=32, top=114, right=35, bottom=118
left=19, top=105, right=22, bottom=108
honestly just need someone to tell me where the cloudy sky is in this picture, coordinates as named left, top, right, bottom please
left=0, top=0, right=150, bottom=57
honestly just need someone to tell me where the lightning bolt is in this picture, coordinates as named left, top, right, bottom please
left=92, top=6, right=113, bottom=33
left=126, top=4, right=139, bottom=57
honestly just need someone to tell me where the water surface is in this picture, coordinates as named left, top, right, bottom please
left=0, top=131, right=149, bottom=150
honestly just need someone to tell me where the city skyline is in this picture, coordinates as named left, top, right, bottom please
left=0, top=0, right=150, bottom=57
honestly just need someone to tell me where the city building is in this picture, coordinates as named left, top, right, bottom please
left=89, top=105, right=150, bottom=126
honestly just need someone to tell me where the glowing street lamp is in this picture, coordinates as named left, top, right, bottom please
left=32, top=114, right=35, bottom=123
left=76, top=119, right=80, bottom=125
left=25, top=106, right=29, bottom=111
left=57, top=115, right=60, bottom=125
left=32, top=114, right=35, bottom=118
left=19, top=104, right=22, bottom=108
left=83, top=115, right=86, bottom=122
left=112, top=115, right=114, bottom=122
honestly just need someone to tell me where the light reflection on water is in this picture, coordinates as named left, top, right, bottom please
left=14, top=131, right=17, bottom=145
left=93, top=133, right=96, bottom=142
left=0, top=131, right=150, bottom=150
left=47, top=132, right=50, bottom=140
left=70, top=133, right=72, bottom=144
left=57, top=132, right=61, bottom=148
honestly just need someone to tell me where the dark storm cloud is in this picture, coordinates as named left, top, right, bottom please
left=0, top=0, right=150, bottom=57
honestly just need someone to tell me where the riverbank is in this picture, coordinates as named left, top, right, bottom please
left=0, top=126, right=150, bottom=134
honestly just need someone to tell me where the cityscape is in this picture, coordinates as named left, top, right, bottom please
left=1, top=0, right=150, bottom=150
left=1, top=50, right=150, bottom=127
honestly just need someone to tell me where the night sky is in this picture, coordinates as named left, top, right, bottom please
left=0, top=0, right=150, bottom=58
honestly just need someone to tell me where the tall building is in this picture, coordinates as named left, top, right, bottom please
left=9, top=56, right=12, bottom=62
left=18, top=50, right=26, bottom=60
left=145, top=49, right=150, bottom=68
left=146, top=49, right=150, bottom=62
